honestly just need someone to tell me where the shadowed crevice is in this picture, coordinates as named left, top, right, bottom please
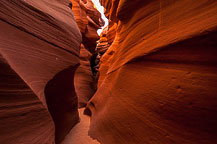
left=44, top=64, right=80, bottom=144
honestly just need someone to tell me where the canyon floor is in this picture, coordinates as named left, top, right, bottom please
left=61, top=109, right=99, bottom=144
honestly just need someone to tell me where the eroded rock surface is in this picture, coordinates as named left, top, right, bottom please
left=0, top=54, right=55, bottom=144
left=71, top=0, right=104, bottom=53
left=74, top=44, right=95, bottom=108
left=86, top=0, right=217, bottom=144
left=0, top=0, right=81, bottom=143
left=1, top=0, right=217, bottom=144
left=71, top=0, right=103, bottom=107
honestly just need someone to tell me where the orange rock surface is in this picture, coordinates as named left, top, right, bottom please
left=71, top=0, right=103, bottom=107
left=1, top=0, right=217, bottom=144
left=86, top=0, right=217, bottom=144
left=71, top=0, right=104, bottom=53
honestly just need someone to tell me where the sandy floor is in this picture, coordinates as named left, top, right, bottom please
left=61, top=108, right=99, bottom=144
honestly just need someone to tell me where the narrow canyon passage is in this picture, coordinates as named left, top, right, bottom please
left=0, top=0, right=217, bottom=144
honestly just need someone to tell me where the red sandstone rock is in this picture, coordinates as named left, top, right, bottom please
left=106, top=22, right=117, bottom=44
left=86, top=0, right=217, bottom=144
left=71, top=0, right=88, bottom=33
left=71, top=0, right=104, bottom=53
left=0, top=0, right=81, bottom=143
left=0, top=54, right=55, bottom=144
left=71, top=0, right=104, bottom=107
left=75, top=44, right=95, bottom=108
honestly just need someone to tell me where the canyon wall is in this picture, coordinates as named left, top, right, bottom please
left=0, top=0, right=81, bottom=143
left=71, top=0, right=104, bottom=107
left=86, top=0, right=217, bottom=144
left=1, top=0, right=217, bottom=144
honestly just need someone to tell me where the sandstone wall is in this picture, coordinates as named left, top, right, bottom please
left=71, top=0, right=103, bottom=107
left=0, top=0, right=81, bottom=143
left=86, top=0, right=217, bottom=144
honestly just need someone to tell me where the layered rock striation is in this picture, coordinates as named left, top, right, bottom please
left=74, top=44, right=95, bottom=108
left=86, top=0, right=217, bottom=144
left=1, top=0, right=217, bottom=144
left=70, top=0, right=104, bottom=107
left=0, top=0, right=82, bottom=143
left=71, top=0, right=104, bottom=53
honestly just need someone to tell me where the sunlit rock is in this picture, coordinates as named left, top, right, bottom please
left=86, top=0, right=217, bottom=144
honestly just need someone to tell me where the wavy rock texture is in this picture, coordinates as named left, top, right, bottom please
left=0, top=54, right=55, bottom=144
left=71, top=0, right=103, bottom=107
left=74, top=44, right=95, bottom=108
left=95, top=20, right=117, bottom=76
left=0, top=0, right=81, bottom=143
left=86, top=0, right=217, bottom=144
left=71, top=0, right=104, bottom=53
left=94, top=27, right=109, bottom=74
left=97, top=26, right=109, bottom=55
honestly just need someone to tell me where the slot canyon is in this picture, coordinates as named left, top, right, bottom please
left=0, top=0, right=217, bottom=144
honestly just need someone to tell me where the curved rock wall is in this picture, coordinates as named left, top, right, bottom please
left=0, top=53, right=55, bottom=144
left=71, top=0, right=104, bottom=53
left=1, top=0, right=217, bottom=144
left=86, top=0, right=217, bottom=144
left=71, top=0, right=103, bottom=107
left=74, top=44, right=95, bottom=108
left=0, top=0, right=81, bottom=143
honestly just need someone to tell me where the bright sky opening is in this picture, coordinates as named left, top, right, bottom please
left=91, top=0, right=108, bottom=35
